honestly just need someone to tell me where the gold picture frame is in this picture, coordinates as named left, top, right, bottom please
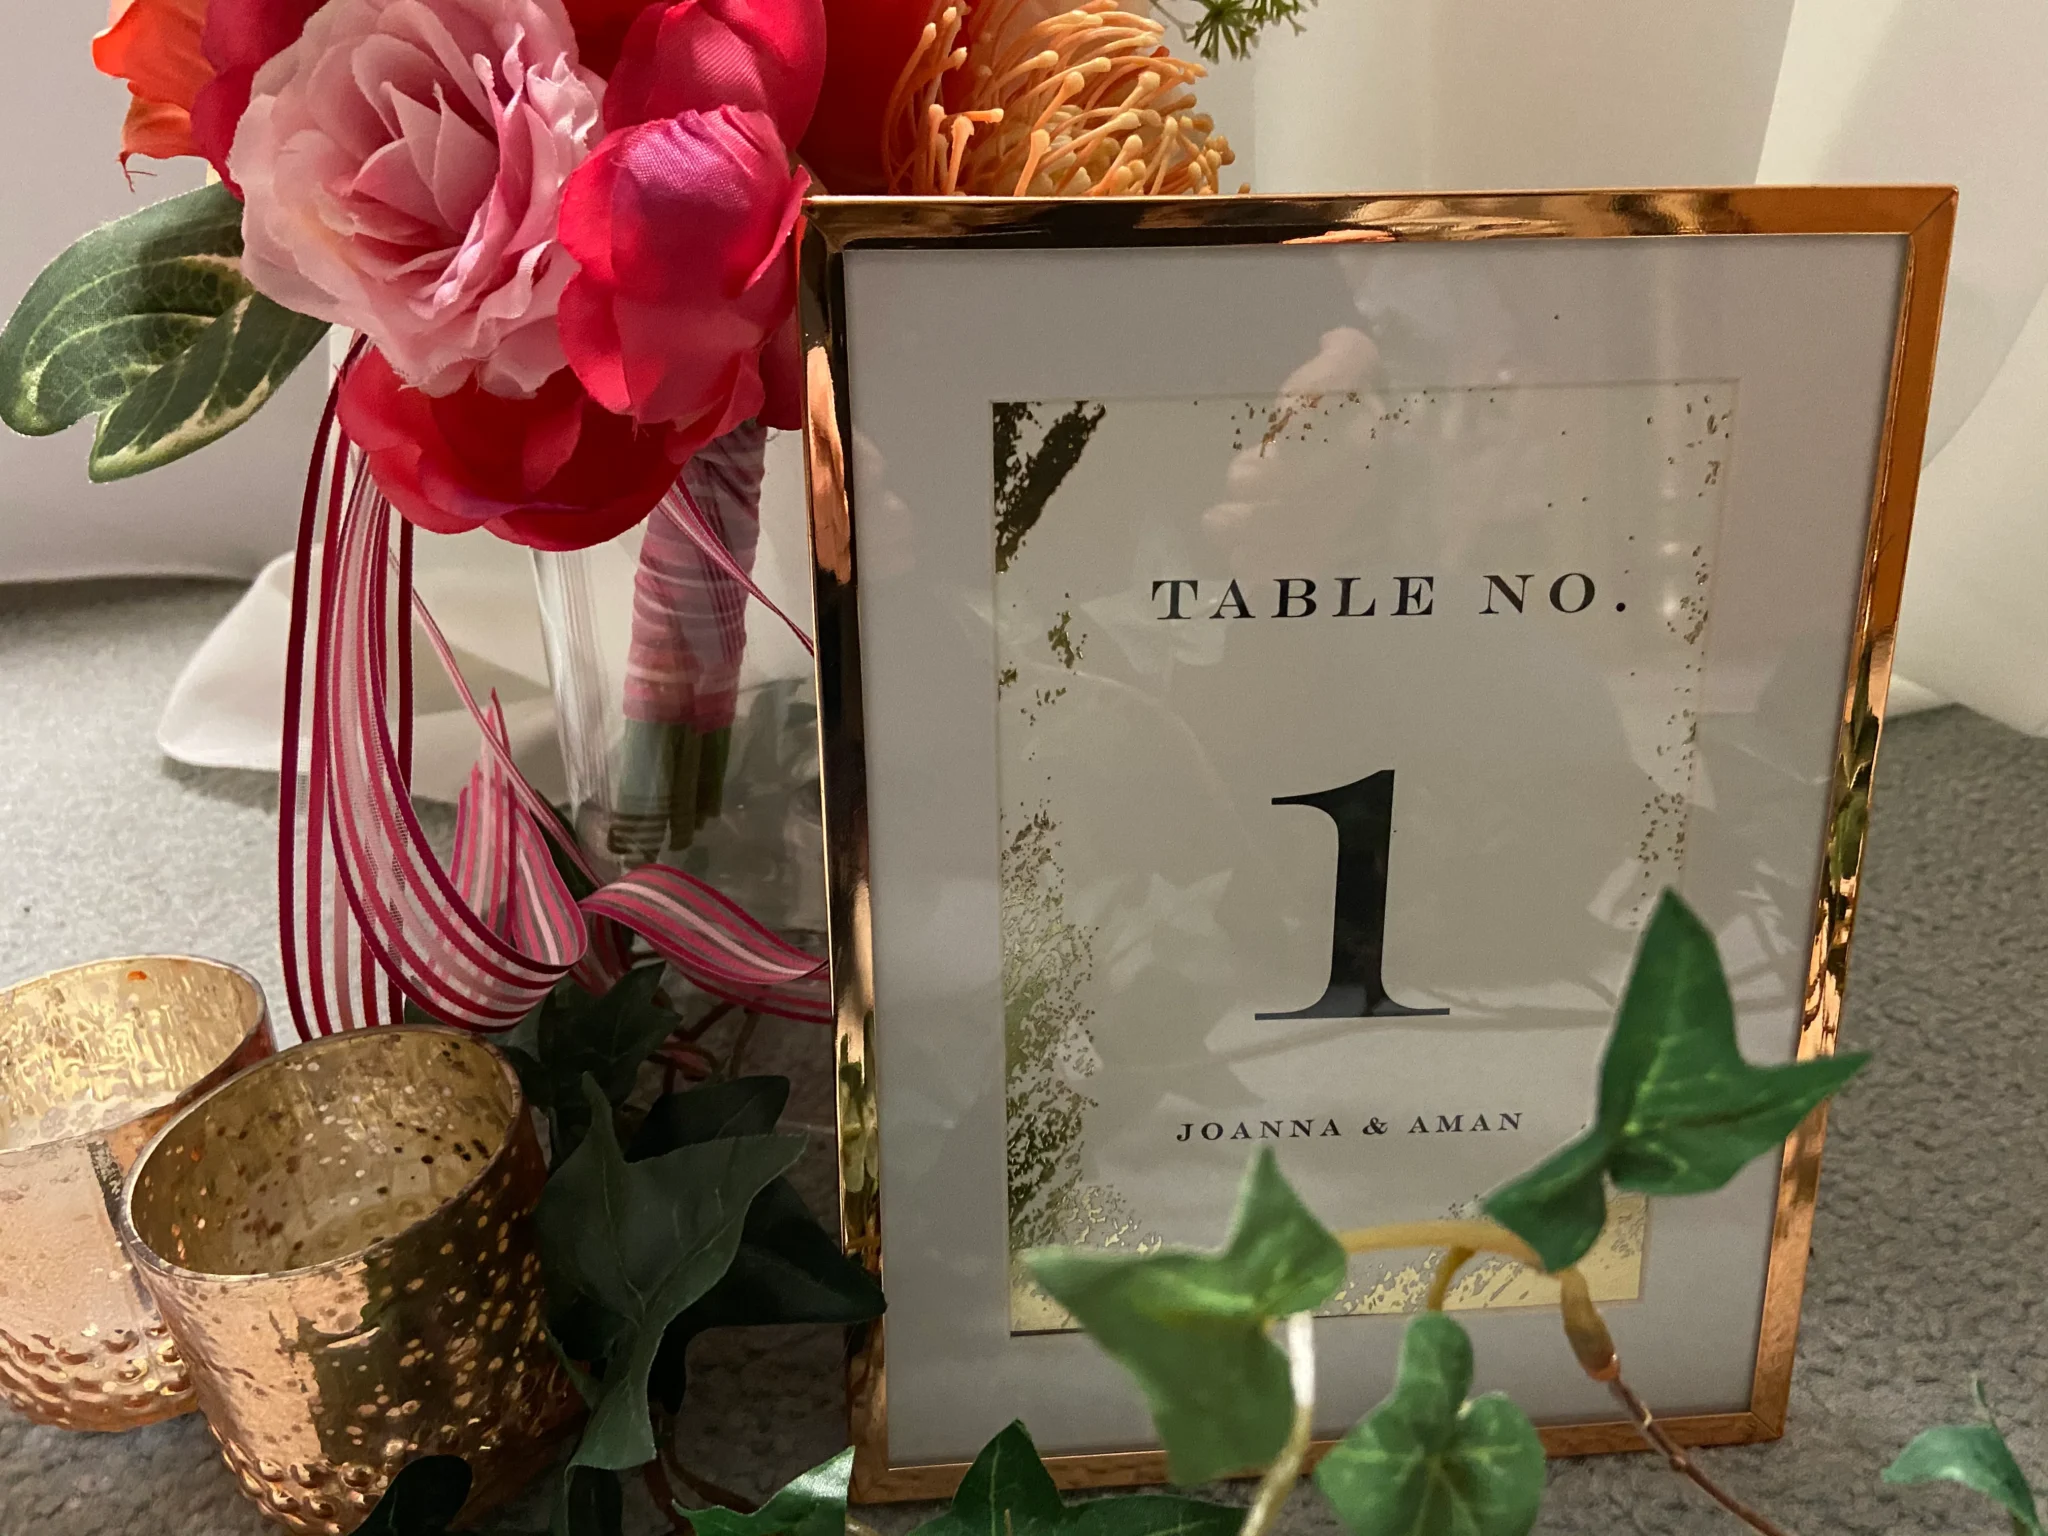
left=798, top=187, right=1956, bottom=1501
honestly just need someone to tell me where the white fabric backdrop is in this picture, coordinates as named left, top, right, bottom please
left=1248, top=0, right=2048, bottom=727
left=6, top=0, right=2045, bottom=783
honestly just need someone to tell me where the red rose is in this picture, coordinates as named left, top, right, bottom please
left=797, top=0, right=930, bottom=192
left=561, top=0, right=656, bottom=76
left=188, top=0, right=324, bottom=189
left=604, top=0, right=825, bottom=139
left=339, top=348, right=686, bottom=550
left=557, top=107, right=805, bottom=441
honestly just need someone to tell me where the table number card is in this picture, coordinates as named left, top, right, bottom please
left=800, top=188, right=1952, bottom=1497
left=991, top=382, right=1730, bottom=1330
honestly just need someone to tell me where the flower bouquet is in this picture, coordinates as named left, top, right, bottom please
left=1, top=0, right=1263, bottom=1046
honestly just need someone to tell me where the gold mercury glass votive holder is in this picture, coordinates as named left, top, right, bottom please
left=0, top=955, right=271, bottom=1430
left=117, top=1025, right=577, bottom=1536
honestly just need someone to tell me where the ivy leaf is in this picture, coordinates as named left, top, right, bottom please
left=913, top=1423, right=1242, bottom=1536
left=547, top=1466, right=624, bottom=1536
left=358, top=1457, right=471, bottom=1536
left=647, top=1178, right=885, bottom=1411
left=631, top=1076, right=884, bottom=1413
left=1314, top=1314, right=1544, bottom=1536
left=629, top=1076, right=790, bottom=1159
left=1485, top=890, right=1869, bottom=1271
left=1884, top=1383, right=2044, bottom=1536
left=0, top=183, right=328, bottom=480
left=504, top=966, right=679, bottom=1164
left=536, top=1079, right=802, bottom=1471
left=679, top=1448, right=853, bottom=1536
left=1025, top=1148, right=1346, bottom=1484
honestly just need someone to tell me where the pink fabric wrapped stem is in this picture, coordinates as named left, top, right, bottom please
left=608, top=421, right=765, bottom=864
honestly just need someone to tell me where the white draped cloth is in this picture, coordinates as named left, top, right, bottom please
left=5, top=0, right=2044, bottom=791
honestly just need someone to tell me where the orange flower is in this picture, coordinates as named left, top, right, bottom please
left=92, top=0, right=212, bottom=170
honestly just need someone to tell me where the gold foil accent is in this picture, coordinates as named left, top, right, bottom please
left=0, top=955, right=271, bottom=1430
left=118, top=1026, right=576, bottom=1536
left=800, top=186, right=1959, bottom=1498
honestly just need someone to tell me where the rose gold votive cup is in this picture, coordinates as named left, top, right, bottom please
left=0, top=955, right=271, bottom=1430
left=118, top=1026, right=576, bottom=1536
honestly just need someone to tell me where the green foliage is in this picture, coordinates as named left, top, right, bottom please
left=680, top=1449, right=854, bottom=1536
left=1179, top=0, right=1317, bottom=62
left=358, top=1457, right=471, bottom=1535
left=1485, top=890, right=1869, bottom=1271
left=1315, top=1315, right=1544, bottom=1536
left=631, top=1076, right=885, bottom=1412
left=912, top=1423, right=1242, bottom=1536
left=1885, top=1383, right=2044, bottom=1536
left=630, top=1074, right=789, bottom=1157
left=0, top=183, right=327, bottom=479
left=549, top=1466, right=624, bottom=1536
left=535, top=1079, right=801, bottom=1471
left=503, top=966, right=680, bottom=1163
left=1026, top=1147, right=1346, bottom=1484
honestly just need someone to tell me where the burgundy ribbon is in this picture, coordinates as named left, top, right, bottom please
left=278, top=352, right=831, bottom=1039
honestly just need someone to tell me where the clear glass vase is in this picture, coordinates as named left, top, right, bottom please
left=529, top=423, right=825, bottom=938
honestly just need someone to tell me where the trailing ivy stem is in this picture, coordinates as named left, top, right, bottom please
left=1239, top=1313, right=1315, bottom=1536
left=1424, top=1245, right=1477, bottom=1310
left=1333, top=1219, right=1544, bottom=1272
left=1607, top=1374, right=1798, bottom=1536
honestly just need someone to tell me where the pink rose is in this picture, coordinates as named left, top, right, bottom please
left=604, top=0, right=825, bottom=138
left=230, top=0, right=603, bottom=397
left=557, top=106, right=805, bottom=442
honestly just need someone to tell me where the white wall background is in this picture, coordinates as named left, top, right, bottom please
left=7, top=1, right=2046, bottom=745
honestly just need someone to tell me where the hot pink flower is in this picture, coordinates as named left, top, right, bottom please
left=189, top=0, right=325, bottom=191
left=604, top=0, right=825, bottom=138
left=557, top=106, right=805, bottom=442
left=339, top=346, right=687, bottom=548
left=230, top=0, right=603, bottom=397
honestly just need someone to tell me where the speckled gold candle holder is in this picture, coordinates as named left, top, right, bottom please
left=0, top=955, right=271, bottom=1431
left=118, top=1026, right=576, bottom=1536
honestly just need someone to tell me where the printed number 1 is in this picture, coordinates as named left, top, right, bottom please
left=1256, top=770, right=1448, bottom=1020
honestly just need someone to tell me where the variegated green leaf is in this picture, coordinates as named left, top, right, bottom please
left=1314, top=1314, right=1544, bottom=1536
left=1485, top=890, right=1869, bottom=1271
left=1025, top=1148, right=1346, bottom=1484
left=0, top=183, right=327, bottom=480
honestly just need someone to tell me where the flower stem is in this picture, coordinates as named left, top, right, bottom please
left=1239, top=1314, right=1315, bottom=1536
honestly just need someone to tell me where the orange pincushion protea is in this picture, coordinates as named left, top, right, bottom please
left=882, top=0, right=1235, bottom=195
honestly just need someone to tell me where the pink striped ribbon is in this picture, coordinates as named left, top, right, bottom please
left=278, top=351, right=832, bottom=1039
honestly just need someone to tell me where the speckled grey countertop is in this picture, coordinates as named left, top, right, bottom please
left=2, top=579, right=2042, bottom=1536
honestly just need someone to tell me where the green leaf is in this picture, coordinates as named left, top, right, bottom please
left=505, top=966, right=680, bottom=1163
left=536, top=1079, right=802, bottom=1470
left=1025, top=1148, right=1346, bottom=1484
left=630, top=1076, right=790, bottom=1159
left=1314, top=1314, right=1544, bottom=1536
left=1181, top=0, right=1318, bottom=62
left=648, top=1175, right=885, bottom=1412
left=358, top=1457, right=472, bottom=1536
left=549, top=1466, right=624, bottom=1536
left=680, top=1448, right=853, bottom=1536
left=0, top=183, right=327, bottom=478
left=1884, top=1384, right=2044, bottom=1536
left=912, top=1424, right=1242, bottom=1536
left=617, top=1072, right=884, bottom=1413
left=1485, top=890, right=1869, bottom=1271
